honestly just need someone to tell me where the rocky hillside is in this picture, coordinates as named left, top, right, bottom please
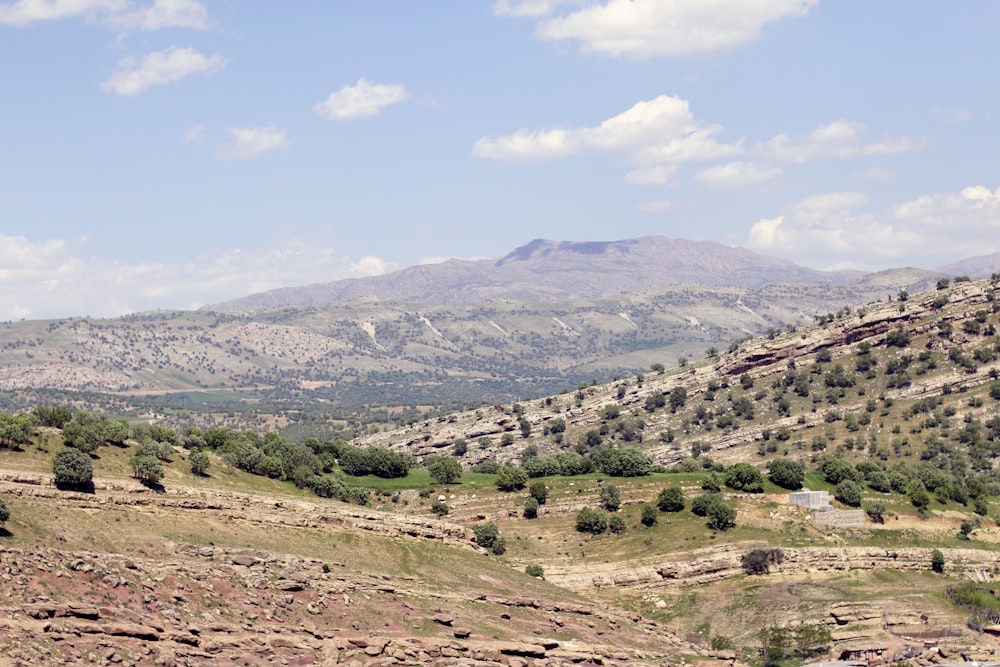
left=0, top=271, right=945, bottom=432
left=8, top=278, right=1000, bottom=664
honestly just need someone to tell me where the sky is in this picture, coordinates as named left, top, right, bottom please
left=2, top=0, right=999, bottom=320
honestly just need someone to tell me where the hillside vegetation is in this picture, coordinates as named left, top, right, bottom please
left=5, top=276, right=1000, bottom=663
left=0, top=271, right=941, bottom=439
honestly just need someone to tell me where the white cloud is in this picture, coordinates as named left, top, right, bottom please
left=0, top=0, right=124, bottom=26
left=625, top=165, right=677, bottom=186
left=0, top=0, right=208, bottom=29
left=474, top=94, right=741, bottom=165
left=100, top=46, right=224, bottom=96
left=217, top=126, right=289, bottom=160
left=638, top=200, right=672, bottom=212
left=491, top=0, right=581, bottom=18
left=314, top=78, right=409, bottom=121
left=746, top=185, right=1000, bottom=269
left=0, top=234, right=395, bottom=320
left=695, top=161, right=781, bottom=188
left=183, top=123, right=204, bottom=143
left=105, top=0, right=207, bottom=30
left=523, top=0, right=817, bottom=59
left=758, top=119, right=922, bottom=164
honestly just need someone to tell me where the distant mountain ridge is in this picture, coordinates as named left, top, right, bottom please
left=203, top=236, right=864, bottom=312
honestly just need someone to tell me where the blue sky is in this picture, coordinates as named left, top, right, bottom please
left=2, top=0, right=999, bottom=320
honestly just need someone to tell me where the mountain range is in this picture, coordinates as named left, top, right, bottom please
left=203, top=237, right=866, bottom=311
left=1, top=237, right=998, bottom=432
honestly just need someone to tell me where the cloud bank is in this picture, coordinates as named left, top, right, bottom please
left=747, top=185, right=1000, bottom=269
left=0, top=235, right=393, bottom=320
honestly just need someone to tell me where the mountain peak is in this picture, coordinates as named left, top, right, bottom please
left=202, top=235, right=867, bottom=312
left=497, top=238, right=633, bottom=266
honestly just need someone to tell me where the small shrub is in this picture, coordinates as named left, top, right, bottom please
left=600, top=485, right=621, bottom=512
left=496, top=465, right=528, bottom=491
left=525, top=564, right=545, bottom=579
left=864, top=499, right=887, bottom=523
left=706, top=499, right=736, bottom=531
left=430, top=500, right=450, bottom=516
left=931, top=548, right=945, bottom=573
left=471, top=460, right=498, bottom=474
left=691, top=492, right=720, bottom=517
left=656, top=486, right=685, bottom=512
left=472, top=522, right=501, bottom=550
left=130, top=455, right=164, bottom=484
left=742, top=548, right=784, bottom=575
left=609, top=514, right=627, bottom=534
left=528, top=480, right=548, bottom=504
left=575, top=507, right=609, bottom=534
left=189, top=450, right=210, bottom=476
left=523, top=497, right=539, bottom=519
left=640, top=503, right=658, bottom=526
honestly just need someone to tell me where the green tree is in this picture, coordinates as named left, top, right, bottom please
left=609, top=514, right=627, bottom=534
left=430, top=499, right=449, bottom=516
left=62, top=422, right=100, bottom=454
left=575, top=507, right=609, bottom=534
left=641, top=503, right=658, bottom=526
left=767, top=458, right=804, bottom=490
left=821, top=457, right=860, bottom=484
left=742, top=548, right=783, bottom=575
left=189, top=450, right=210, bottom=476
left=99, top=418, right=130, bottom=447
left=835, top=479, right=863, bottom=507
left=523, top=496, right=539, bottom=519
left=592, top=448, right=651, bottom=477
left=725, top=463, right=765, bottom=493
left=691, top=492, right=721, bottom=517
left=706, top=499, right=736, bottom=531
left=495, top=465, right=528, bottom=491
left=366, top=446, right=413, bottom=479
left=32, top=405, right=73, bottom=428
left=519, top=418, right=532, bottom=438
left=426, top=456, right=462, bottom=484
left=908, top=480, right=931, bottom=513
left=52, top=447, right=93, bottom=489
left=656, top=486, right=685, bottom=512
left=864, top=499, right=887, bottom=523
left=644, top=391, right=667, bottom=412
left=669, top=386, right=688, bottom=411
left=931, top=548, right=945, bottom=573
left=600, top=485, right=621, bottom=512
left=528, top=480, right=548, bottom=504
left=130, top=455, right=164, bottom=484
left=0, top=498, right=9, bottom=525
left=472, top=522, right=500, bottom=550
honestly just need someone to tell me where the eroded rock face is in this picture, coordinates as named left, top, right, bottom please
left=581, top=545, right=1000, bottom=591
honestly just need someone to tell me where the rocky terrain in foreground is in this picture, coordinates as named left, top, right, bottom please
left=0, top=471, right=686, bottom=666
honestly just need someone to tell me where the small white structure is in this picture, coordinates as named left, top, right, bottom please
left=789, top=490, right=830, bottom=510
